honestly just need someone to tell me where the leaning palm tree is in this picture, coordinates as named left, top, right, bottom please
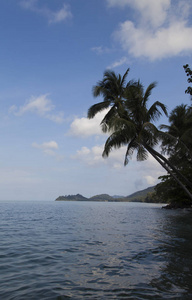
left=88, top=71, right=192, bottom=201
left=103, top=81, right=192, bottom=200
left=103, top=81, right=166, bottom=163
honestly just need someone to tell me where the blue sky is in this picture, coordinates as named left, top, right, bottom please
left=0, top=0, right=192, bottom=201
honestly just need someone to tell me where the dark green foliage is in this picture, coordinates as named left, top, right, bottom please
left=55, top=194, right=88, bottom=201
left=123, top=186, right=163, bottom=203
left=183, top=64, right=192, bottom=97
left=157, top=70, right=192, bottom=205
left=155, top=174, right=192, bottom=207
left=144, top=191, right=164, bottom=203
left=125, top=186, right=155, bottom=200
left=160, top=104, right=192, bottom=159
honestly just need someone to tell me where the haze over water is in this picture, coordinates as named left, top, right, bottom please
left=0, top=201, right=192, bottom=299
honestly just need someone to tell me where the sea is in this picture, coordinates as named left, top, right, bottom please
left=0, top=201, right=192, bottom=300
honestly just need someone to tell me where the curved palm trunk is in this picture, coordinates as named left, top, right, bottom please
left=144, top=144, right=192, bottom=201
left=144, top=144, right=192, bottom=189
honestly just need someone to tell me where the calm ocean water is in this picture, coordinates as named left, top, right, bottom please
left=0, top=201, right=192, bottom=300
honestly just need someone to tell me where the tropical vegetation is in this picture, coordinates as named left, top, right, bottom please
left=87, top=67, right=192, bottom=207
left=155, top=65, right=192, bottom=207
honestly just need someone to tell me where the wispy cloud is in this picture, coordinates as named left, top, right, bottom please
left=32, top=140, right=58, bottom=155
left=107, top=57, right=129, bottom=69
left=107, top=0, right=192, bottom=60
left=91, top=46, right=111, bottom=55
left=20, top=1, right=72, bottom=24
left=32, top=140, right=64, bottom=160
left=9, top=94, right=65, bottom=123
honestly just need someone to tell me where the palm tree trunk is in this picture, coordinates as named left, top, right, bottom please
left=144, top=144, right=192, bottom=189
left=144, top=144, right=192, bottom=201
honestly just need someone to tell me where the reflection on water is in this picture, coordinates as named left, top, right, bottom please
left=0, top=201, right=191, bottom=299
left=150, top=210, right=192, bottom=299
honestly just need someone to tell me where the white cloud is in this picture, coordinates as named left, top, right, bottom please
left=115, top=19, right=192, bottom=60
left=69, top=109, right=109, bottom=137
left=107, top=0, right=170, bottom=27
left=107, top=0, right=192, bottom=60
left=13, top=94, right=53, bottom=116
left=9, top=94, right=65, bottom=123
left=20, top=1, right=72, bottom=24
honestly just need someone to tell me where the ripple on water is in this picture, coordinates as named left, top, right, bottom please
left=0, top=201, right=192, bottom=299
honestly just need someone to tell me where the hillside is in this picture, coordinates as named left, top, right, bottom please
left=55, top=186, right=157, bottom=202
left=89, top=194, right=115, bottom=201
left=123, top=186, right=155, bottom=202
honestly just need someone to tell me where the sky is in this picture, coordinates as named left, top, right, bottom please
left=0, top=0, right=192, bottom=201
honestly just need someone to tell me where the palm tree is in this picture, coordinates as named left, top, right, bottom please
left=88, top=71, right=192, bottom=201
left=160, top=104, right=192, bottom=159
left=87, top=68, right=130, bottom=132
left=159, top=104, right=192, bottom=191
left=156, top=104, right=192, bottom=204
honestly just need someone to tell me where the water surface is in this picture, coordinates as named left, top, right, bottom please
left=0, top=201, right=192, bottom=299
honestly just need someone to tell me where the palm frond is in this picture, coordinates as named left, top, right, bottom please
left=169, top=104, right=188, bottom=124
left=92, top=84, right=114, bottom=101
left=121, top=68, right=130, bottom=86
left=102, top=129, right=130, bottom=158
left=159, top=124, right=179, bottom=138
left=137, top=145, right=148, bottom=161
left=142, top=122, right=159, bottom=146
left=124, top=138, right=137, bottom=165
left=143, top=122, right=158, bottom=132
left=159, top=124, right=170, bottom=131
left=143, top=82, right=157, bottom=106
left=147, top=101, right=168, bottom=121
left=92, top=84, right=105, bottom=98
left=100, top=105, right=117, bottom=133
left=107, top=117, right=135, bottom=134
left=181, top=127, right=192, bottom=144
left=159, top=131, right=178, bottom=148
left=87, top=101, right=111, bottom=119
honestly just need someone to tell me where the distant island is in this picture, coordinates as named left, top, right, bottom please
left=55, top=186, right=163, bottom=203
